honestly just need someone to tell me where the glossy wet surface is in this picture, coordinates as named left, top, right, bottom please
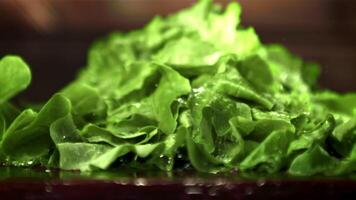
left=0, top=167, right=356, bottom=199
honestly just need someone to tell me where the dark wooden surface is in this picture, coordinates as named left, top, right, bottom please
left=1, top=0, right=356, bottom=101
left=1, top=178, right=356, bottom=199
left=0, top=167, right=356, bottom=200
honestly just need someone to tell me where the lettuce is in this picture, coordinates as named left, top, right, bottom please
left=0, top=56, right=31, bottom=104
left=0, top=0, right=356, bottom=176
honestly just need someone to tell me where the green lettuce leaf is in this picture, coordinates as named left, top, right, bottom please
left=0, top=0, right=356, bottom=176
left=1, top=94, right=71, bottom=162
left=0, top=56, right=31, bottom=104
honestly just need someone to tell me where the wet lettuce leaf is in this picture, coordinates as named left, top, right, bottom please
left=0, top=0, right=356, bottom=176
left=1, top=94, right=71, bottom=163
left=0, top=56, right=31, bottom=104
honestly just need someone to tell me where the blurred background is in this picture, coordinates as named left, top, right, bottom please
left=1, top=0, right=356, bottom=102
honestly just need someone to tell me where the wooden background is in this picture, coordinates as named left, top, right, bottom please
left=0, top=0, right=356, bottom=101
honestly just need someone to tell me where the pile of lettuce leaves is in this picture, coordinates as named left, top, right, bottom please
left=1, top=0, right=356, bottom=176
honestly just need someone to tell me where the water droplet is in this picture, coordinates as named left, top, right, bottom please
left=177, top=154, right=183, bottom=159
left=192, top=87, right=205, bottom=94
left=45, top=169, right=51, bottom=173
left=177, top=98, right=184, bottom=104
left=134, top=178, right=147, bottom=186
left=133, top=103, right=141, bottom=108
left=183, top=163, right=191, bottom=169
left=114, top=180, right=128, bottom=185
left=185, top=187, right=202, bottom=195
left=208, top=187, right=218, bottom=196
left=159, top=154, right=164, bottom=158
left=183, top=178, right=196, bottom=186
left=45, top=185, right=53, bottom=193
left=257, top=179, right=266, bottom=187
left=62, top=182, right=72, bottom=186
left=215, top=178, right=227, bottom=186
left=167, top=157, right=173, bottom=165
left=245, top=187, right=253, bottom=195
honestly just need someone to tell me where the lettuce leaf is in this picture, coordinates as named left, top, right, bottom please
left=0, top=0, right=356, bottom=176
left=0, top=56, right=31, bottom=104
